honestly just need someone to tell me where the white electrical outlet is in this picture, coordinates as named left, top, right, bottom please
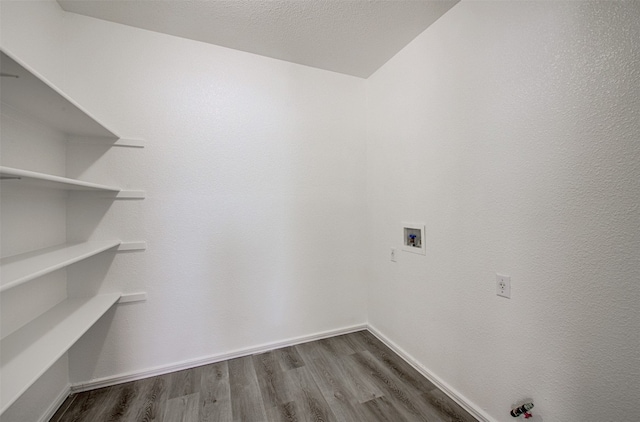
left=496, top=274, right=511, bottom=298
left=391, top=248, right=397, bottom=262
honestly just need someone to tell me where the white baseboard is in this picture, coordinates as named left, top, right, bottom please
left=367, top=324, right=494, bottom=422
left=68, top=322, right=493, bottom=422
left=37, top=383, right=70, bottom=422
left=71, top=323, right=367, bottom=393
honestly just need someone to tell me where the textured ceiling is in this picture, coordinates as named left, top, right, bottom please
left=57, top=0, right=459, bottom=78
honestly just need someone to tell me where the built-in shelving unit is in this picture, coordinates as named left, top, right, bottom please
left=1, top=51, right=119, bottom=139
left=0, top=241, right=121, bottom=292
left=0, top=49, right=144, bottom=417
left=0, top=294, right=121, bottom=413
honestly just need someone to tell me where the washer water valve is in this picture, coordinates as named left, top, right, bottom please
left=510, top=402, right=534, bottom=418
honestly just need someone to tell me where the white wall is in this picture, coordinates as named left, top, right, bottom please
left=1, top=1, right=367, bottom=420
left=2, top=1, right=639, bottom=421
left=366, top=1, right=640, bottom=421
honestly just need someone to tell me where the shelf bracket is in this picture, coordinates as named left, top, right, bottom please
left=116, top=190, right=145, bottom=199
left=118, top=292, right=147, bottom=304
left=67, top=137, right=145, bottom=148
left=113, top=138, right=145, bottom=148
left=117, top=241, right=147, bottom=251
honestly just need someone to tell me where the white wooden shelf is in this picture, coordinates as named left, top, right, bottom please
left=0, top=241, right=121, bottom=292
left=0, top=166, right=121, bottom=192
left=1, top=51, right=119, bottom=139
left=0, top=49, right=144, bottom=417
left=0, top=293, right=120, bottom=413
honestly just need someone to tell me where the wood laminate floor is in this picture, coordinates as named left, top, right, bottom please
left=50, top=330, right=477, bottom=422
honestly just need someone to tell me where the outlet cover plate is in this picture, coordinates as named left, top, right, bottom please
left=496, top=274, right=511, bottom=298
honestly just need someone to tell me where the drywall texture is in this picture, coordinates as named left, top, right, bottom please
left=1, top=2, right=367, bottom=420
left=366, top=1, right=640, bottom=421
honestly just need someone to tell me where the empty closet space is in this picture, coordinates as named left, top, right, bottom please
left=1, top=1, right=639, bottom=421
